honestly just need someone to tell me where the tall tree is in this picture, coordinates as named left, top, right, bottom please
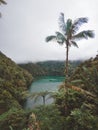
left=45, top=13, right=94, bottom=83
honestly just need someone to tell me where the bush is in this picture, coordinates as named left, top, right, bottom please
left=0, top=108, right=29, bottom=130
left=32, top=104, right=64, bottom=130
left=65, top=108, right=98, bottom=130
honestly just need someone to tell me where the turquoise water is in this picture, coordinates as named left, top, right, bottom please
left=25, top=76, right=64, bottom=109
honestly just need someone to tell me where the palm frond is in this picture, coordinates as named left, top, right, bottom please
left=0, top=0, right=7, bottom=4
left=71, top=79, right=82, bottom=84
left=56, top=31, right=66, bottom=45
left=71, top=41, right=79, bottom=48
left=58, top=12, right=66, bottom=34
left=45, top=35, right=56, bottom=42
left=85, top=30, right=95, bottom=38
left=66, top=19, right=72, bottom=35
left=72, top=17, right=88, bottom=34
left=72, top=30, right=95, bottom=40
left=45, top=31, right=67, bottom=45
left=30, top=91, right=52, bottom=104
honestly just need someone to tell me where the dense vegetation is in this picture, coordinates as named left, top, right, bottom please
left=19, top=60, right=82, bottom=77
left=0, top=51, right=98, bottom=130
left=59, top=55, right=98, bottom=130
left=1, top=2, right=97, bottom=129
left=19, top=62, right=46, bottom=77
left=18, top=56, right=98, bottom=130
left=0, top=52, right=33, bottom=129
left=29, top=55, right=98, bottom=130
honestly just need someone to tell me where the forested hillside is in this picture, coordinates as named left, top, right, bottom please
left=55, top=55, right=98, bottom=130
left=19, top=62, right=46, bottom=77
left=0, top=52, right=33, bottom=129
left=0, top=51, right=98, bottom=130
left=69, top=55, right=98, bottom=94
left=24, top=56, right=98, bottom=130
left=19, top=60, right=82, bottom=77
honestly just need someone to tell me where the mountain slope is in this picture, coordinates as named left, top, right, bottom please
left=19, top=60, right=82, bottom=77
left=0, top=51, right=33, bottom=113
left=19, top=62, right=46, bottom=77
left=69, top=55, right=98, bottom=95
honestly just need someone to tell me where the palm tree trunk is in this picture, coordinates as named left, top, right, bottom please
left=65, top=44, right=69, bottom=82
left=43, top=96, right=45, bottom=105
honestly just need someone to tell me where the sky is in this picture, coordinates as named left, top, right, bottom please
left=0, top=0, right=98, bottom=63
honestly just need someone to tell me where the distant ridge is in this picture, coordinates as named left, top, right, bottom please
left=19, top=60, right=83, bottom=77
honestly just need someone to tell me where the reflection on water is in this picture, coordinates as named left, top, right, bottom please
left=25, top=76, right=64, bottom=109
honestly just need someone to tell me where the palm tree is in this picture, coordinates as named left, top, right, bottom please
left=30, top=91, right=52, bottom=105
left=45, top=13, right=94, bottom=83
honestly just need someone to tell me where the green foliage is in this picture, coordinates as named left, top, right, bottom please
left=32, top=105, right=64, bottom=130
left=65, top=89, right=86, bottom=112
left=65, top=108, right=98, bottom=130
left=46, top=13, right=94, bottom=44
left=0, top=108, right=29, bottom=130
left=1, top=52, right=98, bottom=130
left=0, top=52, right=33, bottom=129
left=0, top=52, right=33, bottom=113
left=19, top=60, right=82, bottom=77
left=52, top=88, right=98, bottom=130
left=54, top=89, right=87, bottom=116
left=70, top=56, right=98, bottom=95
left=45, top=13, right=94, bottom=78
left=58, top=57, right=98, bottom=130
left=2, top=56, right=98, bottom=130
left=19, top=62, right=45, bottom=77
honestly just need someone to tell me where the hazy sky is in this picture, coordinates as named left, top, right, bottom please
left=0, top=0, right=98, bottom=63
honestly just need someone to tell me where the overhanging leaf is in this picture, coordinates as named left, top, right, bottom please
left=71, top=41, right=79, bottom=48
left=72, top=17, right=88, bottom=34
left=58, top=12, right=66, bottom=34
left=66, top=19, right=72, bottom=35
left=72, top=30, right=95, bottom=40
left=56, top=31, right=66, bottom=44
left=45, top=35, right=56, bottom=42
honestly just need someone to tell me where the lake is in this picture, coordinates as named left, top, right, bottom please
left=25, top=76, right=65, bottom=109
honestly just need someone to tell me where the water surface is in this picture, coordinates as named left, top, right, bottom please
left=25, top=76, right=64, bottom=109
